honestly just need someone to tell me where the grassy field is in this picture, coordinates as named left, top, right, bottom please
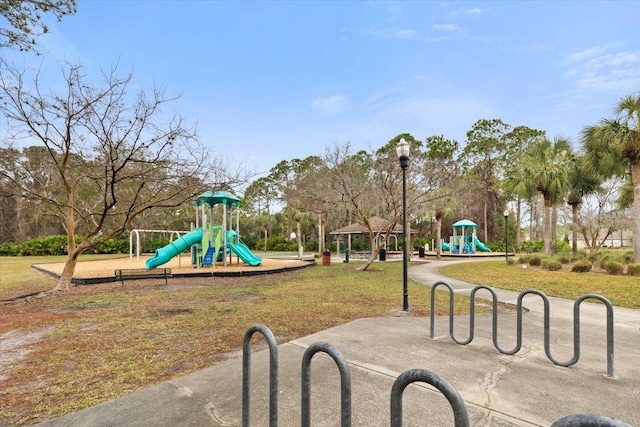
left=1, top=256, right=470, bottom=426
left=2, top=254, right=637, bottom=425
left=0, top=254, right=125, bottom=300
left=439, top=260, right=640, bottom=308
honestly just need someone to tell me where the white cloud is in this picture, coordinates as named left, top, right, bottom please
left=433, top=24, right=461, bottom=32
left=450, top=7, right=490, bottom=16
left=395, top=29, right=420, bottom=39
left=565, top=46, right=607, bottom=63
left=562, top=47, right=640, bottom=94
left=311, top=95, right=351, bottom=115
left=367, top=27, right=421, bottom=40
left=467, top=7, right=489, bottom=14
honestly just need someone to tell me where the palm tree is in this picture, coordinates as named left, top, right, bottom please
left=582, top=93, right=640, bottom=263
left=567, top=156, right=601, bottom=256
left=506, top=137, right=575, bottom=255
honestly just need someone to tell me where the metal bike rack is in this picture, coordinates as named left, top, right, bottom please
left=241, top=323, right=628, bottom=426
left=429, top=281, right=615, bottom=376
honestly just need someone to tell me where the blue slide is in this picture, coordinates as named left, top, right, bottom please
left=440, top=241, right=451, bottom=251
left=146, top=229, right=203, bottom=269
left=473, top=236, right=492, bottom=252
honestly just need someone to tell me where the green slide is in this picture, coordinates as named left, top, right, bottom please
left=473, top=236, right=492, bottom=252
left=228, top=241, right=262, bottom=266
left=226, top=230, right=262, bottom=266
left=146, top=229, right=203, bottom=269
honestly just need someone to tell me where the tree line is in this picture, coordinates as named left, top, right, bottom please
left=240, top=106, right=638, bottom=267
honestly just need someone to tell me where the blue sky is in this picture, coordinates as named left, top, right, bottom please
left=4, top=1, right=640, bottom=176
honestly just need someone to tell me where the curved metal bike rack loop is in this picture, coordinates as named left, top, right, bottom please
left=242, top=324, right=279, bottom=427
left=301, top=342, right=352, bottom=427
left=390, top=369, right=469, bottom=427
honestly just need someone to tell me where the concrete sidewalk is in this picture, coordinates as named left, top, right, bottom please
left=38, top=259, right=640, bottom=426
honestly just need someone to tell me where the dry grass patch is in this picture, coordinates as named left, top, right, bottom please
left=1, top=259, right=473, bottom=425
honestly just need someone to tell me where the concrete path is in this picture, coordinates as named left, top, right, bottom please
left=38, top=259, right=640, bottom=426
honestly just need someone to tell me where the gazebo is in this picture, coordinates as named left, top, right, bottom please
left=330, top=216, right=415, bottom=256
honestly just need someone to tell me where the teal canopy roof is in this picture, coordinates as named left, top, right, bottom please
left=452, top=219, right=477, bottom=228
left=195, top=190, right=240, bottom=208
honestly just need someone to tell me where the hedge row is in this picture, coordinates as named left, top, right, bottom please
left=0, top=235, right=172, bottom=256
left=516, top=253, right=639, bottom=276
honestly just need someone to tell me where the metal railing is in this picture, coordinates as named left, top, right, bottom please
left=429, top=281, right=615, bottom=376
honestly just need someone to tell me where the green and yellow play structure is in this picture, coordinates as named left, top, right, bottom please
left=146, top=190, right=262, bottom=269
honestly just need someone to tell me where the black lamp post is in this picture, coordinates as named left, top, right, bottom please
left=504, top=209, right=509, bottom=264
left=396, top=138, right=410, bottom=311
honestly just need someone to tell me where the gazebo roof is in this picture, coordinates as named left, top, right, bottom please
left=452, top=219, right=477, bottom=228
left=330, top=216, right=415, bottom=235
left=195, top=190, right=240, bottom=208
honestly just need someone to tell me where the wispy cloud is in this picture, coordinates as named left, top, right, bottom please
left=367, top=27, right=421, bottom=40
left=450, top=7, right=490, bottom=16
left=433, top=24, right=461, bottom=32
left=565, top=46, right=608, bottom=63
left=311, top=95, right=351, bottom=115
left=563, top=45, right=640, bottom=94
left=467, top=7, right=489, bottom=15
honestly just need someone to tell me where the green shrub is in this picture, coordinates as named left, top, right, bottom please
left=18, top=235, right=68, bottom=256
left=598, top=255, right=611, bottom=270
left=556, top=254, right=571, bottom=264
left=604, top=261, right=624, bottom=275
left=0, top=241, right=19, bottom=256
left=543, top=260, right=562, bottom=271
left=571, top=260, right=592, bottom=273
left=627, top=264, right=640, bottom=277
left=570, top=249, right=587, bottom=262
left=529, top=256, right=542, bottom=267
left=517, top=255, right=531, bottom=264
left=91, top=238, right=129, bottom=254
left=141, top=235, right=172, bottom=253
left=555, top=240, right=570, bottom=253
left=521, top=240, right=544, bottom=253
left=622, top=251, right=634, bottom=264
left=507, top=257, right=515, bottom=265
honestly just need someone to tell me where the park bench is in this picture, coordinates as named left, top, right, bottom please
left=114, top=268, right=171, bottom=286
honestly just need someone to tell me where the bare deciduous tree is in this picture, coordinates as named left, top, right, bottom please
left=0, top=60, right=243, bottom=291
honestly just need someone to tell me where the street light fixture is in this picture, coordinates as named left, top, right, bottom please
left=504, top=209, right=509, bottom=264
left=396, top=138, right=410, bottom=311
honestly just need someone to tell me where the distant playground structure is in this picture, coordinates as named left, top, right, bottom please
left=145, top=190, right=262, bottom=269
left=440, top=219, right=491, bottom=254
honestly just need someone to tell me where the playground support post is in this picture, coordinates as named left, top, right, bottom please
left=504, top=209, right=509, bottom=263
left=397, top=138, right=410, bottom=312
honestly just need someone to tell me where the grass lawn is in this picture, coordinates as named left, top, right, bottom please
left=3, top=255, right=637, bottom=425
left=0, top=254, right=125, bottom=300
left=1, top=256, right=469, bottom=426
left=439, top=260, right=640, bottom=309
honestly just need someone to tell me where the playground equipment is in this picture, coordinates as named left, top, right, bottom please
left=145, top=190, right=262, bottom=269
left=129, top=229, right=189, bottom=262
left=442, top=219, right=491, bottom=254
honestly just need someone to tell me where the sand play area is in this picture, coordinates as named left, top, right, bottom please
left=34, top=255, right=313, bottom=281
